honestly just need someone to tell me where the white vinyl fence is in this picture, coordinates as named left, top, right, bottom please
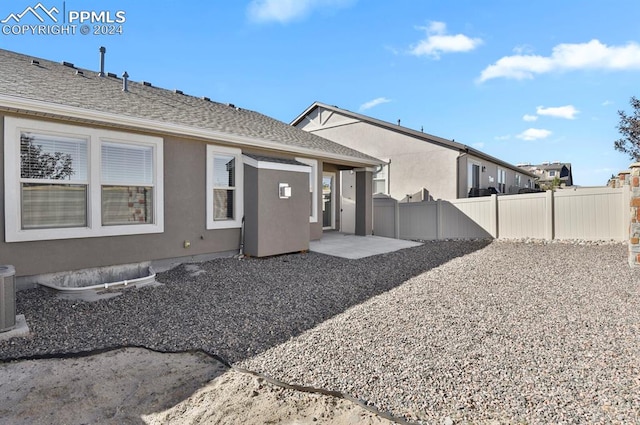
left=373, top=187, right=629, bottom=241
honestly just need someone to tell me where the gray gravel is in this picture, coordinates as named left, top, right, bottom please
left=1, top=240, right=639, bottom=424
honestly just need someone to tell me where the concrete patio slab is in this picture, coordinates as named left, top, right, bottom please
left=309, top=232, right=422, bottom=259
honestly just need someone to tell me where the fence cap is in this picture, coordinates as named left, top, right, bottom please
left=0, top=265, right=15, bottom=277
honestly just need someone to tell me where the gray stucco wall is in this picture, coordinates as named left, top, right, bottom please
left=243, top=164, right=309, bottom=257
left=355, top=171, right=373, bottom=236
left=297, top=109, right=535, bottom=200
left=1, top=112, right=370, bottom=277
left=0, top=114, right=233, bottom=276
left=297, top=115, right=459, bottom=201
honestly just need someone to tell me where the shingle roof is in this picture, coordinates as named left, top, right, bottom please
left=0, top=49, right=381, bottom=166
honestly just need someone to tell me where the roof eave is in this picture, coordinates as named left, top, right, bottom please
left=0, top=94, right=382, bottom=167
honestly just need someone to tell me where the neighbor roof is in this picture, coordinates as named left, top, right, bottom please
left=526, top=163, right=572, bottom=171
left=292, top=101, right=537, bottom=178
left=0, top=49, right=381, bottom=167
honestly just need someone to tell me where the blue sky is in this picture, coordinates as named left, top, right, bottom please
left=2, top=0, right=640, bottom=186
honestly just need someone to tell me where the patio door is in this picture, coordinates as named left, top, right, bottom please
left=322, top=172, right=335, bottom=229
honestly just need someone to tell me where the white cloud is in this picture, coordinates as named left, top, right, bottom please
left=536, top=105, right=579, bottom=119
left=516, top=128, right=552, bottom=141
left=359, top=97, right=391, bottom=111
left=409, top=21, right=483, bottom=59
left=247, top=0, right=354, bottom=23
left=523, top=114, right=538, bottom=122
left=494, top=134, right=511, bottom=141
left=478, top=39, right=640, bottom=82
left=602, top=100, right=614, bottom=106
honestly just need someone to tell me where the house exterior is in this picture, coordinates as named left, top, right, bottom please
left=291, top=102, right=538, bottom=202
left=0, top=49, right=381, bottom=284
left=518, top=162, right=573, bottom=187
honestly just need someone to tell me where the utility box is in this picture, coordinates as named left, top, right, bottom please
left=0, top=265, right=16, bottom=332
left=243, top=155, right=310, bottom=257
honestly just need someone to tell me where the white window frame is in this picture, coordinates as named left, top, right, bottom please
left=4, top=116, right=164, bottom=242
left=497, top=168, right=506, bottom=193
left=468, top=160, right=481, bottom=192
left=372, top=164, right=389, bottom=195
left=295, top=157, right=318, bottom=223
left=206, top=145, right=244, bottom=229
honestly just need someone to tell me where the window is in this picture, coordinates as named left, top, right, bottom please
left=4, top=116, right=164, bottom=242
left=20, top=132, right=88, bottom=229
left=296, top=157, right=318, bottom=223
left=373, top=164, right=388, bottom=194
left=207, top=145, right=243, bottom=229
left=468, top=162, right=480, bottom=192
left=515, top=174, right=521, bottom=188
left=497, top=168, right=506, bottom=193
left=101, top=142, right=154, bottom=225
left=549, top=170, right=557, bottom=177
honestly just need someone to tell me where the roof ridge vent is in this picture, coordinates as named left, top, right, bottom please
left=75, top=70, right=84, bottom=76
left=142, top=81, right=152, bottom=87
left=31, top=59, right=40, bottom=65
left=174, top=89, right=183, bottom=95
left=201, top=96, right=211, bottom=102
left=107, top=72, right=117, bottom=78
left=227, top=103, right=235, bottom=108
left=62, top=61, right=75, bottom=68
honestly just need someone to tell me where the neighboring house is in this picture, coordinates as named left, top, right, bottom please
left=0, top=48, right=381, bottom=283
left=518, top=162, right=573, bottom=187
left=291, top=102, right=537, bottom=203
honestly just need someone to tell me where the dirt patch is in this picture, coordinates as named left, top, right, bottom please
left=0, top=347, right=395, bottom=425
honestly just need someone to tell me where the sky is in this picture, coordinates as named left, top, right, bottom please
left=2, top=0, right=640, bottom=186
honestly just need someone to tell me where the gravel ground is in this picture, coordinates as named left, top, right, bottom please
left=1, top=240, right=639, bottom=424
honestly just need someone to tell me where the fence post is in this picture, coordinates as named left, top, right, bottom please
left=436, top=199, right=443, bottom=240
left=490, top=194, right=498, bottom=238
left=628, top=163, right=640, bottom=267
left=545, top=190, right=554, bottom=240
left=394, top=199, right=400, bottom=239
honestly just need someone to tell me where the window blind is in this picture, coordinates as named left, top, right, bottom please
left=20, top=132, right=87, bottom=181
left=101, top=142, right=153, bottom=185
